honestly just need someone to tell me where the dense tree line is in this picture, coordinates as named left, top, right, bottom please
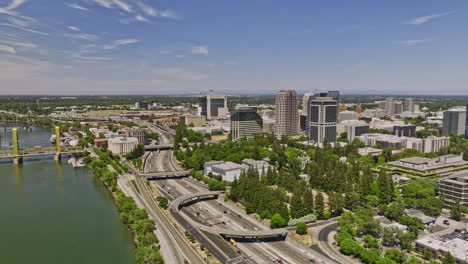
left=86, top=151, right=163, bottom=263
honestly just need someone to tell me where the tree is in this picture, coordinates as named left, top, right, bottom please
left=290, top=192, right=306, bottom=219
left=134, top=246, right=164, bottom=264
left=384, top=202, right=405, bottom=221
left=295, top=222, right=308, bottom=235
left=270, top=213, right=287, bottom=228
left=363, top=234, right=380, bottom=249
left=378, top=168, right=394, bottom=204
left=329, top=192, right=345, bottom=216
left=385, top=249, right=407, bottom=264
left=315, top=192, right=325, bottom=219
left=450, top=200, right=464, bottom=221
left=303, top=188, right=314, bottom=214
left=441, top=252, right=456, bottom=264
left=382, top=227, right=401, bottom=247
left=405, top=257, right=423, bottom=264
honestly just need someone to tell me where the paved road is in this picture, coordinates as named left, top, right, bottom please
left=316, top=222, right=359, bottom=264
left=125, top=162, right=205, bottom=264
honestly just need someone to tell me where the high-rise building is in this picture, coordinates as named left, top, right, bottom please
left=274, top=90, right=299, bottom=138
left=403, top=98, right=415, bottom=113
left=302, top=93, right=313, bottom=114
left=438, top=172, right=468, bottom=206
left=393, top=125, right=416, bottom=137
left=230, top=106, right=263, bottom=141
left=422, top=136, right=450, bottom=154
left=306, top=91, right=339, bottom=144
left=126, top=129, right=148, bottom=145
left=198, top=94, right=228, bottom=120
left=466, top=104, right=468, bottom=139
left=442, top=108, right=467, bottom=136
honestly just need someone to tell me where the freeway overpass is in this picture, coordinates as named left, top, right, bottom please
left=144, top=144, right=174, bottom=151
left=169, top=191, right=288, bottom=240
left=143, top=171, right=190, bottom=179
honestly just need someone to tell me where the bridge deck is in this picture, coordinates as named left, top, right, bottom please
left=169, top=192, right=288, bottom=239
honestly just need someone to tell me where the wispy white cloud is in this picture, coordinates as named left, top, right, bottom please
left=137, top=2, right=178, bottom=19
left=397, top=39, right=432, bottom=46
left=68, top=26, right=80, bottom=31
left=102, top=38, right=139, bottom=50
left=137, top=2, right=156, bottom=16
left=5, top=0, right=27, bottom=10
left=159, top=10, right=177, bottom=19
left=191, top=46, right=208, bottom=55
left=67, top=3, right=89, bottom=11
left=112, top=0, right=131, bottom=12
left=0, top=39, right=37, bottom=49
left=93, top=0, right=132, bottom=12
left=0, top=23, right=48, bottom=35
left=406, top=11, right=453, bottom=25
left=0, top=44, right=16, bottom=54
left=135, top=15, right=149, bottom=22
left=71, top=53, right=113, bottom=61
left=6, top=16, right=30, bottom=27
left=64, top=33, right=98, bottom=41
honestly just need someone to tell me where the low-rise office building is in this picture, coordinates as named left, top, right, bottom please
left=108, top=136, right=138, bottom=155
left=204, top=161, right=249, bottom=182
left=180, top=115, right=207, bottom=127
left=416, top=232, right=468, bottom=264
left=438, top=172, right=468, bottom=206
left=388, top=154, right=468, bottom=177
left=337, top=120, right=370, bottom=141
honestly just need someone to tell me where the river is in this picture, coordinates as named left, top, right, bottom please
left=0, top=125, right=135, bottom=264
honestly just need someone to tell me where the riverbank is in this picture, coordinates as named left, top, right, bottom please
left=85, top=148, right=164, bottom=264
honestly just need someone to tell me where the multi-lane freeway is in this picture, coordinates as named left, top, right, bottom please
left=144, top=147, right=339, bottom=264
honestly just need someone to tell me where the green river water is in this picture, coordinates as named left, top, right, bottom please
left=0, top=125, right=135, bottom=264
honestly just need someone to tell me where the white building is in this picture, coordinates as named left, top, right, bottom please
left=242, top=158, right=271, bottom=175
left=204, top=161, right=249, bottom=182
left=108, top=136, right=138, bottom=155
left=337, top=120, right=370, bottom=141
left=422, top=136, right=450, bottom=154
left=338, top=111, right=358, bottom=123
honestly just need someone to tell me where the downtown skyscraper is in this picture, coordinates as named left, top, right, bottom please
left=306, top=91, right=339, bottom=144
left=274, top=90, right=299, bottom=138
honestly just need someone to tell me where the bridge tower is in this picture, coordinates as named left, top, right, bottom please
left=12, top=128, right=22, bottom=165
left=54, top=126, right=61, bottom=161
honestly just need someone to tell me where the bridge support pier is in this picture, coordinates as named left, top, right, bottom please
left=13, top=157, right=23, bottom=165
left=54, top=153, right=61, bottom=161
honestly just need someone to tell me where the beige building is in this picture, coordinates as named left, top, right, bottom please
left=126, top=129, right=147, bottom=145
left=108, top=136, right=138, bottom=155
left=180, top=115, right=206, bottom=127
left=274, top=90, right=299, bottom=138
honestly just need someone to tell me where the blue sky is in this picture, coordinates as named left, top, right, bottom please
left=0, top=0, right=467, bottom=95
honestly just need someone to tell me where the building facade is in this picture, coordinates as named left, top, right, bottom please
left=180, top=115, right=207, bottom=127
left=204, top=161, right=249, bottom=182
left=442, top=108, right=467, bottom=136
left=421, top=136, right=450, bottom=154
left=338, top=120, right=370, bottom=141
left=403, top=98, right=415, bottom=113
left=306, top=91, right=339, bottom=144
left=126, top=129, right=147, bottom=145
left=230, top=106, right=263, bottom=141
left=108, top=136, right=138, bottom=155
left=274, top=90, right=299, bottom=138
left=438, top=172, right=468, bottom=206
left=199, top=94, right=228, bottom=120
left=393, top=125, right=416, bottom=137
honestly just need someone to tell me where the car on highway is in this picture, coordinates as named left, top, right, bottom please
left=276, top=259, right=283, bottom=264
left=269, top=257, right=276, bottom=262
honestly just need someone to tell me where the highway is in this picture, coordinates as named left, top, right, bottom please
left=146, top=149, right=339, bottom=264
left=125, top=162, right=205, bottom=264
